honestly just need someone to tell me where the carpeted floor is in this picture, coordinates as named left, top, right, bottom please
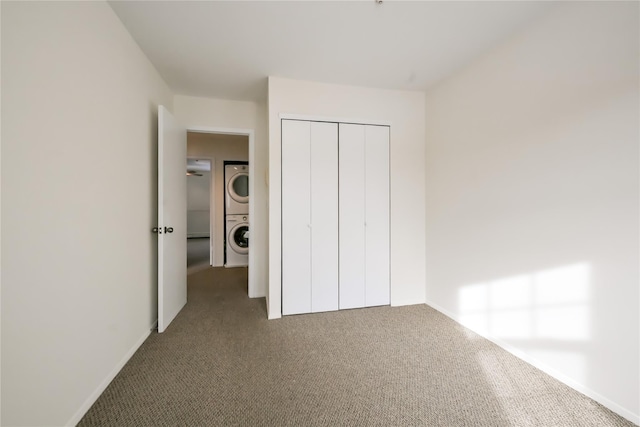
left=79, top=267, right=635, bottom=426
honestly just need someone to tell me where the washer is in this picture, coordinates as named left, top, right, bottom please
left=225, top=163, right=249, bottom=215
left=225, top=214, right=249, bottom=267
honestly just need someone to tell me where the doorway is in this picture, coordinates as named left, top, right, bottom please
left=185, top=131, right=250, bottom=289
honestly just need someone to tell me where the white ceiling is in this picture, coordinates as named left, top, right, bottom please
left=109, top=1, right=555, bottom=102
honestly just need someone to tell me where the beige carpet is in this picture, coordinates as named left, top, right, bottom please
left=79, top=267, right=634, bottom=426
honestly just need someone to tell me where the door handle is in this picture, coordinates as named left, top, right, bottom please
left=151, top=227, right=173, bottom=234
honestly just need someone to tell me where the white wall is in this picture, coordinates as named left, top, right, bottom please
left=187, top=170, right=211, bottom=237
left=174, top=95, right=268, bottom=298
left=187, top=133, right=249, bottom=265
left=268, top=77, right=426, bottom=319
left=424, top=2, right=639, bottom=423
left=1, top=2, right=173, bottom=426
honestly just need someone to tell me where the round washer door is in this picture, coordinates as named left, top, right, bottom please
left=228, top=172, right=249, bottom=204
left=229, top=223, right=249, bottom=254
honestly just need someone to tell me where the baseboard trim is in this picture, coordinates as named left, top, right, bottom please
left=187, top=233, right=210, bottom=239
left=65, top=326, right=153, bottom=426
left=268, top=311, right=282, bottom=320
left=248, top=291, right=266, bottom=299
left=391, top=299, right=425, bottom=307
left=425, top=299, right=640, bottom=425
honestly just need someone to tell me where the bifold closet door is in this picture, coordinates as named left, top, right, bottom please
left=339, top=123, right=390, bottom=310
left=365, top=125, right=390, bottom=306
left=339, top=124, right=366, bottom=309
left=282, top=120, right=311, bottom=315
left=282, top=120, right=338, bottom=315
left=310, top=122, right=339, bottom=313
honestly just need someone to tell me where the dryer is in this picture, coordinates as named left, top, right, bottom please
left=225, top=214, right=249, bottom=267
left=225, top=163, right=249, bottom=215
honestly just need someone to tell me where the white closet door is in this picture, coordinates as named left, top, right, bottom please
left=339, top=123, right=366, bottom=309
left=311, top=122, right=339, bottom=312
left=282, top=120, right=311, bottom=315
left=365, top=125, right=390, bottom=307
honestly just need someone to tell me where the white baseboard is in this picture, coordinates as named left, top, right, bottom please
left=267, top=309, right=281, bottom=320
left=187, top=233, right=210, bottom=239
left=425, top=299, right=640, bottom=426
left=391, top=299, right=426, bottom=307
left=65, top=326, right=153, bottom=426
left=248, top=290, right=266, bottom=299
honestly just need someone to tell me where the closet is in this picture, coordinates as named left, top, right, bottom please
left=281, top=119, right=390, bottom=316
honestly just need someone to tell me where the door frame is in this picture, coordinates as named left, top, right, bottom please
left=187, top=126, right=258, bottom=298
left=186, top=156, right=215, bottom=266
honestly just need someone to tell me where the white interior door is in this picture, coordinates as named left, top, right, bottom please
left=158, top=105, right=187, bottom=333
left=339, top=123, right=366, bottom=310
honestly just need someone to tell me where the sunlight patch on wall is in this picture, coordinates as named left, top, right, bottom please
left=458, top=263, right=590, bottom=341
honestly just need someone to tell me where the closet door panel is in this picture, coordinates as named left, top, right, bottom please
left=311, top=122, right=339, bottom=312
left=365, top=125, right=390, bottom=307
left=282, top=120, right=311, bottom=315
left=338, top=123, right=366, bottom=309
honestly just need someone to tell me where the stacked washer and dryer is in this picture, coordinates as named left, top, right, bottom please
left=225, top=163, right=249, bottom=267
